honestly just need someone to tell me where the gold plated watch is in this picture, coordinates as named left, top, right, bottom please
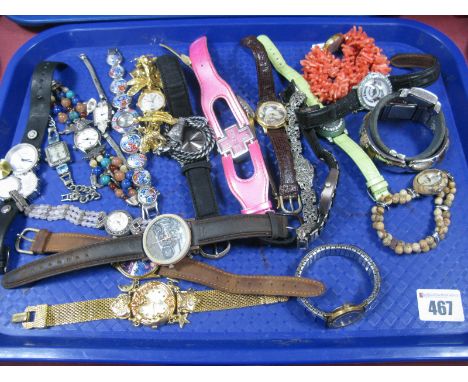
left=12, top=280, right=288, bottom=330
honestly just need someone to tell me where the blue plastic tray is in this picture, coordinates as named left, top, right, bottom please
left=0, top=17, right=467, bottom=364
left=6, top=16, right=186, bottom=27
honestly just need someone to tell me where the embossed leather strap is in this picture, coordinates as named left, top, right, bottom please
left=157, top=54, right=220, bottom=219
left=242, top=35, right=299, bottom=199
left=0, top=61, right=64, bottom=274
left=297, top=54, right=440, bottom=128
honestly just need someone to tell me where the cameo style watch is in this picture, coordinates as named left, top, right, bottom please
left=242, top=35, right=301, bottom=214
left=296, top=244, right=381, bottom=328
left=12, top=279, right=287, bottom=330
left=360, top=87, right=449, bottom=172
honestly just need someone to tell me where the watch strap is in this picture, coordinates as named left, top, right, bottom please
left=27, top=230, right=108, bottom=254
left=267, top=128, right=300, bottom=198
left=0, top=201, right=18, bottom=273
left=12, top=289, right=287, bottom=329
left=156, top=54, right=193, bottom=117
left=257, top=34, right=320, bottom=107
left=181, top=160, right=219, bottom=219
left=241, top=35, right=276, bottom=102
left=389, top=54, right=440, bottom=90
left=158, top=258, right=324, bottom=297
left=23, top=61, right=64, bottom=148
left=332, top=133, right=389, bottom=201
left=157, top=54, right=220, bottom=219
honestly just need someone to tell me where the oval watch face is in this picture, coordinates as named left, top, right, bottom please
left=256, top=101, right=287, bottom=128
left=357, top=72, right=392, bottom=110
left=130, top=281, right=176, bottom=327
left=329, top=309, right=364, bottom=328
left=142, top=214, right=191, bottom=265
left=137, top=91, right=166, bottom=113
left=5, top=143, right=39, bottom=174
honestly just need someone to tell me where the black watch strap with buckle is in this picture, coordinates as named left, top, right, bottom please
left=157, top=54, right=220, bottom=219
left=0, top=61, right=64, bottom=274
left=297, top=53, right=440, bottom=128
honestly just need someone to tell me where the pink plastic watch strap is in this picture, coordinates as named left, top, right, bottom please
left=189, top=36, right=271, bottom=214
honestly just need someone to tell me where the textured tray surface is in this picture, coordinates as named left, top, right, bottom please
left=0, top=17, right=467, bottom=364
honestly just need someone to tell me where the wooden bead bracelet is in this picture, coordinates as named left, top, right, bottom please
left=371, top=170, right=456, bottom=255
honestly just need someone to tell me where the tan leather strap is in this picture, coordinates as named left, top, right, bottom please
left=158, top=258, right=324, bottom=297
left=30, top=230, right=109, bottom=254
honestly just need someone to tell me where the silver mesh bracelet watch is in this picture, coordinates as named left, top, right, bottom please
left=295, top=244, right=381, bottom=328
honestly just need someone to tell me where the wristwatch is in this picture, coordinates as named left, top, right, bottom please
left=360, top=87, right=449, bottom=172
left=296, top=53, right=440, bottom=127
left=296, top=244, right=381, bottom=328
left=0, top=61, right=64, bottom=273
left=156, top=54, right=219, bottom=220
left=12, top=279, right=288, bottom=330
left=242, top=36, right=301, bottom=214
left=189, top=36, right=272, bottom=215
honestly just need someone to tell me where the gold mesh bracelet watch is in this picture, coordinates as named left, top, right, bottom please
left=12, top=280, right=288, bottom=329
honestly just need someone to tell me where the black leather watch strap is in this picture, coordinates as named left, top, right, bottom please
left=297, top=53, right=440, bottom=129
left=157, top=54, right=219, bottom=219
left=0, top=61, right=64, bottom=274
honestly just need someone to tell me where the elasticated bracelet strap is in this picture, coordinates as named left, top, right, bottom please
left=369, top=92, right=446, bottom=162
left=157, top=54, right=219, bottom=219
left=333, top=134, right=389, bottom=201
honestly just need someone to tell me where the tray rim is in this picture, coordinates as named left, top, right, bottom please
left=0, top=16, right=467, bottom=365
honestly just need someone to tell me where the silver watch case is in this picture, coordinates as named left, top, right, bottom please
left=45, top=141, right=71, bottom=168
left=104, top=210, right=133, bottom=237
left=357, top=72, right=393, bottom=110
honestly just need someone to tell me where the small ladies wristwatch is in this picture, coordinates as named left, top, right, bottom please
left=360, top=87, right=449, bottom=172
left=296, top=244, right=381, bottom=328
left=242, top=35, right=301, bottom=214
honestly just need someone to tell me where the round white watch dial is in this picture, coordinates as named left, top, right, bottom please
left=138, top=91, right=166, bottom=113
left=105, top=210, right=132, bottom=236
left=17, top=171, right=39, bottom=199
left=0, top=175, right=21, bottom=201
left=74, top=128, right=100, bottom=152
left=5, top=143, right=39, bottom=174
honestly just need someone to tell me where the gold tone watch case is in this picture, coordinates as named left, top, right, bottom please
left=255, top=101, right=288, bottom=131
left=325, top=304, right=365, bottom=328
left=413, top=169, right=449, bottom=195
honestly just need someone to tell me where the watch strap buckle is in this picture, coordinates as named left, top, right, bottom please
left=15, top=227, right=40, bottom=255
left=278, top=195, right=302, bottom=215
left=12, top=304, right=49, bottom=329
left=198, top=241, right=231, bottom=259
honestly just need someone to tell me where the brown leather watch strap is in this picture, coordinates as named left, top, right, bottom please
left=267, top=128, right=300, bottom=198
left=29, top=230, right=108, bottom=254
left=158, top=257, right=324, bottom=297
left=242, top=35, right=276, bottom=102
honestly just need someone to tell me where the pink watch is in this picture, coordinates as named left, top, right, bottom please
left=189, top=36, right=272, bottom=214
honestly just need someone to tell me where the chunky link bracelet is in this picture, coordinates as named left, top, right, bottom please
left=372, top=169, right=456, bottom=255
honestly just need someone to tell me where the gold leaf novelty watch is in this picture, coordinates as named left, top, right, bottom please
left=12, top=279, right=288, bottom=329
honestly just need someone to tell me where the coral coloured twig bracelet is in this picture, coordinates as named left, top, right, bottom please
left=371, top=169, right=456, bottom=255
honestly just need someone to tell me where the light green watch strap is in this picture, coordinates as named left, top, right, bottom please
left=333, top=134, right=389, bottom=201
left=257, top=35, right=320, bottom=107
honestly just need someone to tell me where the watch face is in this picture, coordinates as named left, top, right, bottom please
left=328, top=308, right=364, bottom=328
left=45, top=141, right=71, bottom=167
left=74, top=128, right=100, bottom=153
left=137, top=90, right=166, bottom=113
left=116, top=259, right=158, bottom=279
left=111, top=109, right=139, bottom=134
left=0, top=175, right=21, bottom=201
left=142, top=214, right=191, bottom=265
left=256, top=101, right=287, bottom=129
left=357, top=72, right=393, bottom=110
left=105, top=210, right=132, bottom=236
left=413, top=169, right=448, bottom=195
left=17, top=171, right=39, bottom=199
left=317, top=118, right=346, bottom=139
left=93, top=102, right=111, bottom=127
left=130, top=281, right=176, bottom=327
left=5, top=143, right=39, bottom=174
